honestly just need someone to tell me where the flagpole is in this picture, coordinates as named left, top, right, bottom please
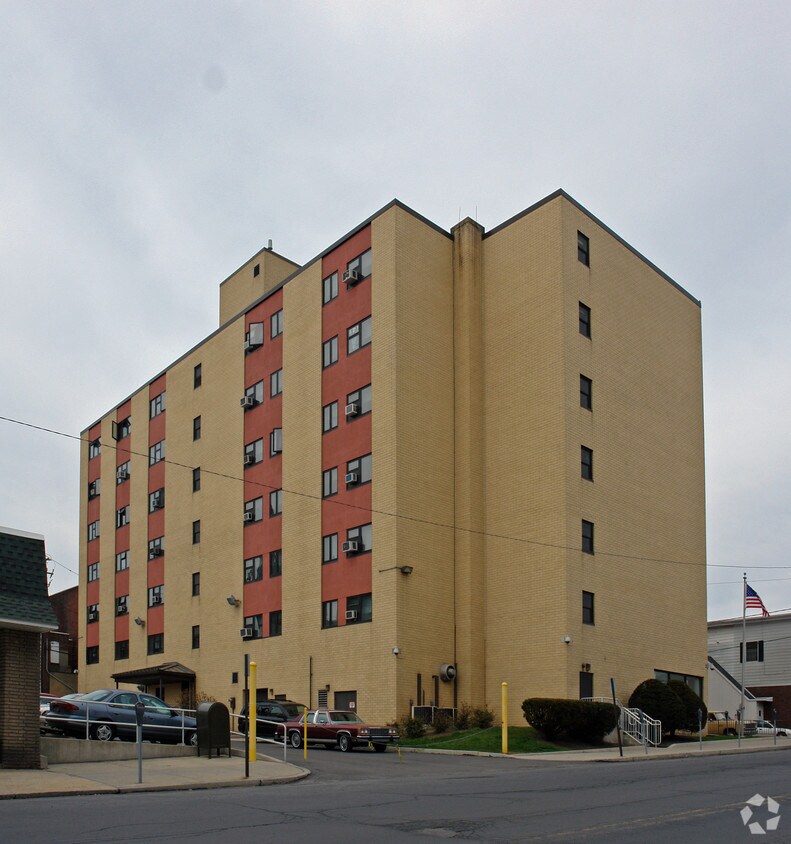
left=740, top=572, right=746, bottom=747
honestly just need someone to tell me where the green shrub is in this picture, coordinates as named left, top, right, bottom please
left=472, top=705, right=495, bottom=729
left=522, top=698, right=619, bottom=743
left=629, top=679, right=686, bottom=735
left=432, top=711, right=453, bottom=733
left=455, top=702, right=473, bottom=731
left=399, top=716, right=426, bottom=739
left=667, top=679, right=707, bottom=733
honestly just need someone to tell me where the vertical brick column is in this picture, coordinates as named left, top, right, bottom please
left=0, top=629, right=43, bottom=768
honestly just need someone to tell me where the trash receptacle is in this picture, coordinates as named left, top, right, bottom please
left=196, top=701, right=231, bottom=758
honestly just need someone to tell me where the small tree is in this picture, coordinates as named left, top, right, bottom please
left=629, top=679, right=685, bottom=735
left=667, top=679, right=707, bottom=733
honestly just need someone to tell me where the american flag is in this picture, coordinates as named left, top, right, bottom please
left=745, top=584, right=770, bottom=617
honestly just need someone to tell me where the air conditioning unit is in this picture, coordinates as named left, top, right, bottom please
left=345, top=402, right=360, bottom=417
left=243, top=453, right=256, bottom=466
left=243, top=338, right=252, bottom=352
left=152, top=496, right=164, bottom=510
left=148, top=548, right=163, bottom=559
left=345, top=610, right=358, bottom=621
left=117, top=607, right=128, bottom=616
left=342, top=540, right=358, bottom=554
left=343, top=268, right=361, bottom=286
left=87, top=612, right=98, bottom=623
left=243, top=511, right=255, bottom=522
left=240, top=627, right=254, bottom=639
left=116, top=468, right=129, bottom=481
left=345, top=472, right=359, bottom=485
left=240, top=395, right=255, bottom=408
left=152, top=596, right=162, bottom=606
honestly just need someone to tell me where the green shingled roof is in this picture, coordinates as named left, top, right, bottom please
left=0, top=527, right=58, bottom=630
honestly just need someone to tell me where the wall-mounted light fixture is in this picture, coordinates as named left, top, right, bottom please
left=563, top=635, right=572, bottom=644
left=134, top=616, right=145, bottom=627
left=378, top=565, right=414, bottom=575
left=227, top=595, right=241, bottom=607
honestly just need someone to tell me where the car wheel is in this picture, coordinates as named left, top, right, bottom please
left=93, top=724, right=115, bottom=742
left=187, top=731, right=198, bottom=747
left=778, top=731, right=787, bottom=737
left=373, top=743, right=387, bottom=753
left=290, top=730, right=302, bottom=749
left=724, top=729, right=736, bottom=736
left=338, top=733, right=353, bottom=753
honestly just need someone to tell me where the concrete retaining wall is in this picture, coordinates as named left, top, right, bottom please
left=41, top=736, right=196, bottom=765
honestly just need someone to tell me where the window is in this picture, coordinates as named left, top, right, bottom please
left=269, top=610, right=282, bottom=637
left=116, top=461, right=130, bottom=484
left=323, top=401, right=338, bottom=433
left=244, top=439, right=264, bottom=466
left=346, top=523, right=372, bottom=553
left=323, top=271, right=338, bottom=304
left=243, top=614, right=263, bottom=639
left=323, top=467, right=338, bottom=498
left=322, top=600, right=338, bottom=629
left=114, top=640, right=129, bottom=661
left=245, top=322, right=264, bottom=352
left=270, top=368, right=283, bottom=397
left=323, top=336, right=338, bottom=368
left=582, top=591, right=595, bottom=624
left=149, top=488, right=165, bottom=512
left=192, top=520, right=201, bottom=545
left=116, top=595, right=128, bottom=616
left=193, top=467, right=201, bottom=492
left=116, top=550, right=129, bottom=572
left=244, top=497, right=263, bottom=524
left=86, top=646, right=99, bottom=665
left=87, top=603, right=99, bottom=623
left=582, top=520, right=595, bottom=554
left=88, top=520, right=100, bottom=541
left=148, top=585, right=164, bottom=607
left=147, top=633, right=164, bottom=655
left=150, top=392, right=166, bottom=418
left=88, top=479, right=101, bottom=500
left=193, top=416, right=202, bottom=441
left=578, top=231, right=590, bottom=266
left=654, top=671, right=703, bottom=698
left=323, top=533, right=338, bottom=564
left=740, top=641, right=765, bottom=663
left=192, top=571, right=200, bottom=596
left=149, top=440, right=165, bottom=465
left=270, top=427, right=282, bottom=456
left=347, top=316, right=372, bottom=355
left=148, top=536, right=164, bottom=559
left=269, top=489, right=282, bottom=517
left=87, top=562, right=99, bottom=582
left=579, top=671, right=593, bottom=699
left=346, top=593, right=372, bottom=623
left=346, top=453, right=372, bottom=487
left=269, top=549, right=282, bottom=578
left=271, top=308, right=283, bottom=338
left=116, top=506, right=130, bottom=528
left=112, top=417, right=131, bottom=440
left=192, top=625, right=200, bottom=649
left=347, top=248, right=372, bottom=280
left=244, top=555, right=263, bottom=583
left=244, top=380, right=264, bottom=408
left=580, top=375, right=592, bottom=410
left=194, top=363, right=202, bottom=388
left=253, top=263, right=260, bottom=277
left=232, top=672, right=239, bottom=684
left=346, top=384, right=372, bottom=417
left=579, top=303, right=591, bottom=338
left=88, top=439, right=101, bottom=459
left=581, top=446, right=593, bottom=481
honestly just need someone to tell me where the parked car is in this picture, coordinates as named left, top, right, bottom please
left=46, top=689, right=197, bottom=745
left=707, top=711, right=757, bottom=737
left=753, top=719, right=790, bottom=737
left=237, top=700, right=305, bottom=738
left=285, top=709, right=399, bottom=752
left=40, top=692, right=82, bottom=734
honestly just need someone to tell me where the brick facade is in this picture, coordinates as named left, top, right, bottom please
left=0, top=629, right=43, bottom=768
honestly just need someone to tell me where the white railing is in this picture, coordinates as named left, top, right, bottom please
left=230, top=713, right=290, bottom=762
left=580, top=697, right=662, bottom=747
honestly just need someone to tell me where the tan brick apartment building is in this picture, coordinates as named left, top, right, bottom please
left=79, top=190, right=707, bottom=725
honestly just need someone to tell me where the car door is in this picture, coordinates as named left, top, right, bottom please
left=140, top=693, right=178, bottom=742
left=312, top=710, right=332, bottom=744
left=107, top=692, right=138, bottom=739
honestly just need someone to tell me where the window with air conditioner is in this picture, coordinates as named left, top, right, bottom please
left=346, top=523, right=372, bottom=553
left=347, top=316, right=372, bottom=355
left=244, top=497, right=263, bottom=524
left=346, top=592, right=372, bottom=624
left=244, top=438, right=263, bottom=467
left=148, top=585, right=164, bottom=607
left=346, top=454, right=371, bottom=487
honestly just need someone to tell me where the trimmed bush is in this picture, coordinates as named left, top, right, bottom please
left=667, top=679, right=707, bottom=733
left=628, top=679, right=686, bottom=735
left=472, top=705, right=495, bottom=729
left=522, top=698, right=619, bottom=743
left=399, top=717, right=426, bottom=739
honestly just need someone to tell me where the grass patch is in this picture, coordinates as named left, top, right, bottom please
left=400, top=726, right=563, bottom=753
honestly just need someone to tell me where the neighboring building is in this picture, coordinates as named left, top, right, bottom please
left=78, top=190, right=707, bottom=725
left=41, top=585, right=78, bottom=695
left=708, top=613, right=791, bottom=724
left=0, top=526, right=58, bottom=768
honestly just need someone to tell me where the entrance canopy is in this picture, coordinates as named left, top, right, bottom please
left=111, top=661, right=195, bottom=695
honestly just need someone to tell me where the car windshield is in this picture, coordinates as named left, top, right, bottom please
left=282, top=704, right=302, bottom=717
left=330, top=711, right=364, bottom=723
left=80, top=690, right=114, bottom=701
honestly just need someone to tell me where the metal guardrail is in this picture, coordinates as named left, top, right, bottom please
left=229, top=712, right=289, bottom=761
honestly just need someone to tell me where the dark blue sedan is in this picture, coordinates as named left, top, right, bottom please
left=46, top=689, right=197, bottom=745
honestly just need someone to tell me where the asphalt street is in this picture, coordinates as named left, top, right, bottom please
left=2, top=747, right=790, bottom=842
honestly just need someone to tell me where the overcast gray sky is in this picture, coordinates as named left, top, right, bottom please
left=1, top=1, right=789, bottom=620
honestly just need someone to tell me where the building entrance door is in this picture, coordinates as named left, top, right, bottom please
left=334, top=690, right=357, bottom=711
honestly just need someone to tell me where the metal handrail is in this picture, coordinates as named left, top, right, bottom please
left=229, top=712, right=289, bottom=761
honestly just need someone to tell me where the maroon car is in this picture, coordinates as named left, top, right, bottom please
left=286, top=709, right=399, bottom=752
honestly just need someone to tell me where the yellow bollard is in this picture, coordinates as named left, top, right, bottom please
left=303, top=705, right=308, bottom=760
left=248, top=661, right=257, bottom=763
left=502, top=682, right=508, bottom=754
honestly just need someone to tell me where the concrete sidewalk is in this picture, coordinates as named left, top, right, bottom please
left=0, top=753, right=309, bottom=799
